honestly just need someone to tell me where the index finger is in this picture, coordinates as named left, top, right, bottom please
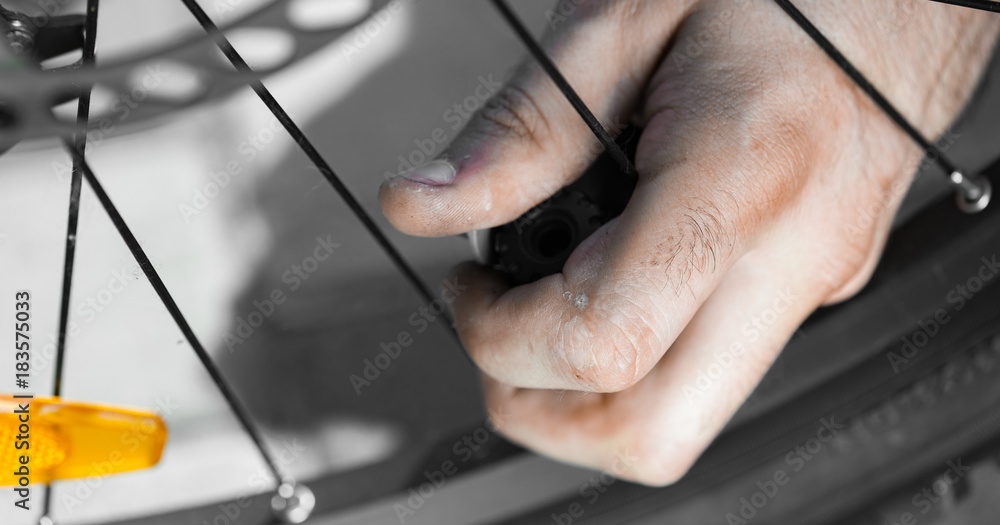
left=452, top=161, right=770, bottom=392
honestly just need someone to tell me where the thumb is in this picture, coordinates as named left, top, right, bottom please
left=378, top=1, right=689, bottom=237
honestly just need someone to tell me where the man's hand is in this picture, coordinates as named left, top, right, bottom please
left=378, top=0, right=1000, bottom=485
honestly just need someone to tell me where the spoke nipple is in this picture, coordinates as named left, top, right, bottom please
left=954, top=174, right=991, bottom=214
left=39, top=516, right=54, bottom=525
left=271, top=481, right=315, bottom=524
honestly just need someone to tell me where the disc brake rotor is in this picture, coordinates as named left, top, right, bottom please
left=0, top=0, right=392, bottom=144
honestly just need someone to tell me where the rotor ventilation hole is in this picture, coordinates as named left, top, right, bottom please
left=50, top=84, right=118, bottom=122
left=39, top=49, right=83, bottom=70
left=287, top=0, right=371, bottom=31
left=128, top=61, right=209, bottom=105
left=216, top=27, right=297, bottom=72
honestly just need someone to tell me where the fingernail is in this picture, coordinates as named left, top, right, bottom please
left=398, top=159, right=456, bottom=186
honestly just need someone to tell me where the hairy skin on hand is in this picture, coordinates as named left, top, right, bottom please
left=379, top=0, right=1000, bottom=485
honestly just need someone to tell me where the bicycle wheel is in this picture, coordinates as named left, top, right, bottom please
left=2, top=0, right=1000, bottom=524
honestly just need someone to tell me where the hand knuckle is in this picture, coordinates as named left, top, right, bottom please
left=554, top=306, right=650, bottom=392
left=476, top=83, right=552, bottom=147
left=627, top=433, right=702, bottom=486
left=633, top=454, right=696, bottom=486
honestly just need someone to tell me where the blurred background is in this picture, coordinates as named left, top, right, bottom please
left=0, top=0, right=603, bottom=523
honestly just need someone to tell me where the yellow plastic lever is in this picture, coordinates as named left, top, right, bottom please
left=1, top=396, right=167, bottom=486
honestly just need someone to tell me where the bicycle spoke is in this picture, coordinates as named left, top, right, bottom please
left=177, top=0, right=453, bottom=326
left=928, top=0, right=1000, bottom=13
left=61, top=139, right=286, bottom=485
left=489, top=0, right=635, bottom=177
left=773, top=0, right=991, bottom=212
left=52, top=0, right=98, bottom=402
left=43, top=1, right=99, bottom=522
